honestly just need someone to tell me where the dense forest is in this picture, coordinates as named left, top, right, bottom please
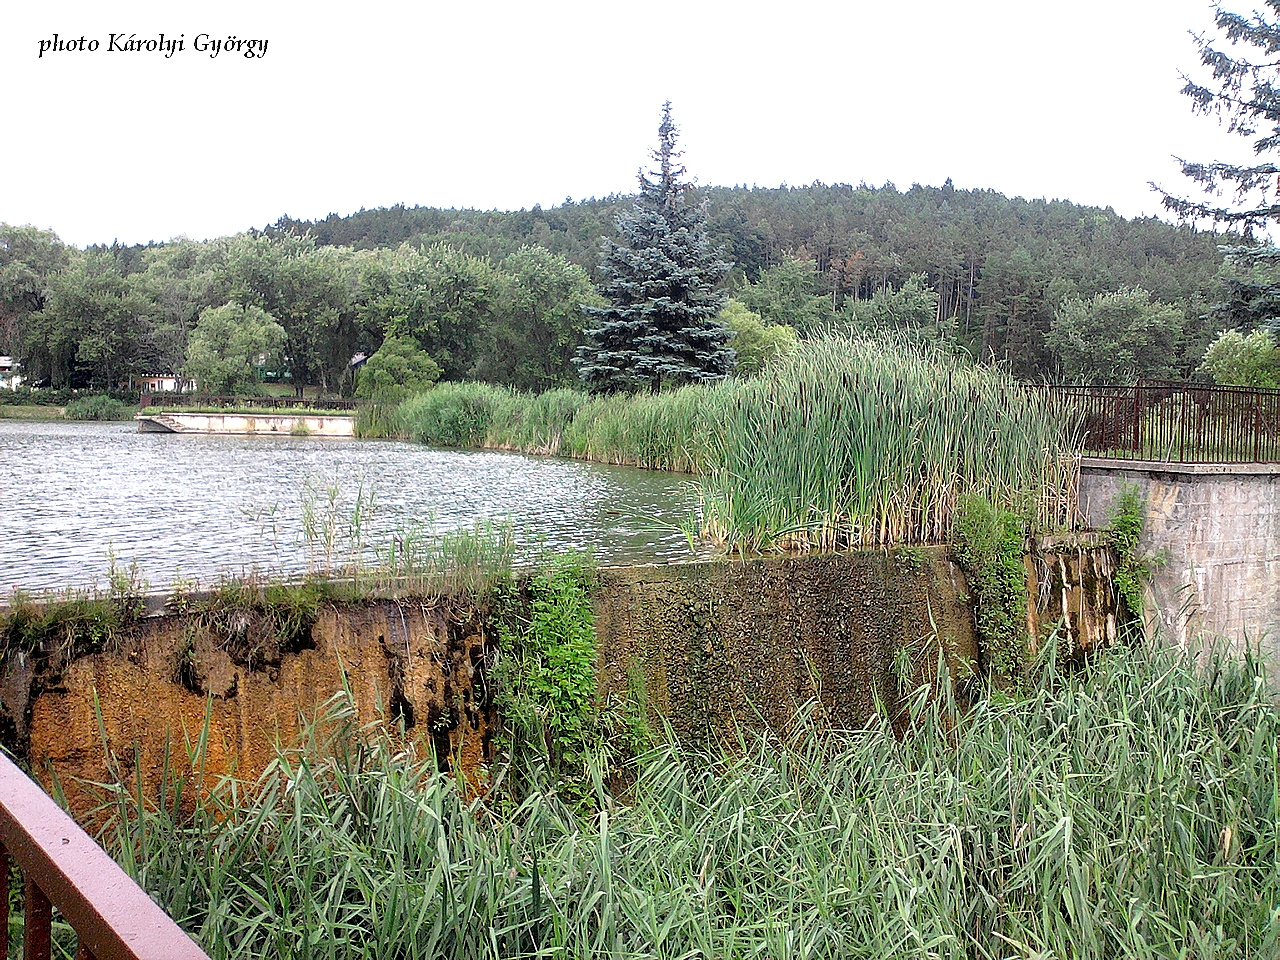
left=269, top=181, right=1234, bottom=376
left=0, top=180, right=1242, bottom=393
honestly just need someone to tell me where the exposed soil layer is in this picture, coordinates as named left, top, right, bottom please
left=6, top=548, right=1121, bottom=820
left=18, top=598, right=496, bottom=818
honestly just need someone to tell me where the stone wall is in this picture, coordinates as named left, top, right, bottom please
left=1079, top=460, right=1280, bottom=655
left=1026, top=534, right=1123, bottom=659
left=3, top=547, right=1120, bottom=818
left=594, top=550, right=978, bottom=743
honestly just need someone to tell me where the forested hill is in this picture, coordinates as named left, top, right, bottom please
left=267, top=181, right=1229, bottom=376
left=1, top=182, right=1234, bottom=395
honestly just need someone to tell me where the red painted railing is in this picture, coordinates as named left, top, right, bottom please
left=0, top=751, right=210, bottom=960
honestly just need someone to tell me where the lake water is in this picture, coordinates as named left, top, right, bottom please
left=0, top=420, right=706, bottom=593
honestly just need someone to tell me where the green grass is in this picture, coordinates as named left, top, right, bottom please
left=91, top=638, right=1280, bottom=959
left=369, top=517, right=518, bottom=598
left=1, top=559, right=148, bottom=670
left=0, top=404, right=65, bottom=420
left=393, top=382, right=511, bottom=448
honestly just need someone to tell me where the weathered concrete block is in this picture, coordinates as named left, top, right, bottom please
left=1080, top=461, right=1280, bottom=658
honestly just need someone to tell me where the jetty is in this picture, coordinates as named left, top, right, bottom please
left=135, top=412, right=354, bottom=436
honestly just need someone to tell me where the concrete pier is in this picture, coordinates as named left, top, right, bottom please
left=136, top=412, right=355, bottom=437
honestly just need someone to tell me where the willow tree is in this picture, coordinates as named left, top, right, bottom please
left=577, top=103, right=734, bottom=393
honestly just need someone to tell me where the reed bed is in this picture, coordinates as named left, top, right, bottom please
left=96, top=639, right=1280, bottom=959
left=394, top=382, right=513, bottom=449
left=369, top=381, right=717, bottom=472
left=360, top=335, right=1080, bottom=547
left=559, top=385, right=720, bottom=473
left=699, top=335, right=1080, bottom=550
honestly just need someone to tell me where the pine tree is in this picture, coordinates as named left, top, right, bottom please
left=577, top=103, right=733, bottom=393
left=1156, top=4, right=1280, bottom=333
left=1157, top=3, right=1280, bottom=231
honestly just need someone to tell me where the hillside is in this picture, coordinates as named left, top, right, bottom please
left=267, top=181, right=1229, bottom=376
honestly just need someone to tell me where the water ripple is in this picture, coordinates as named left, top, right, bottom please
left=0, top=420, right=705, bottom=592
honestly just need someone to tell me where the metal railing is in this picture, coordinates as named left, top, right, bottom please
left=138, top=394, right=358, bottom=411
left=1044, top=380, right=1280, bottom=464
left=0, top=751, right=210, bottom=960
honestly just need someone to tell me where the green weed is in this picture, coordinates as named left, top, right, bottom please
left=952, top=493, right=1031, bottom=681
left=91, top=638, right=1280, bottom=960
left=1108, top=484, right=1161, bottom=620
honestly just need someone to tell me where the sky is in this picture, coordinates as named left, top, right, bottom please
left=1, top=0, right=1252, bottom=248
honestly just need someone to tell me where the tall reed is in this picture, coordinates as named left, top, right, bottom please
left=373, top=381, right=717, bottom=472
left=560, top=385, right=720, bottom=473
left=699, top=335, right=1080, bottom=550
left=96, top=639, right=1280, bottom=959
left=361, top=334, right=1081, bottom=548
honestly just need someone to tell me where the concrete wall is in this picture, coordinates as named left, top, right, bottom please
left=2, top=548, right=1120, bottom=818
left=594, top=550, right=978, bottom=742
left=1079, top=460, right=1280, bottom=655
left=139, top=413, right=354, bottom=436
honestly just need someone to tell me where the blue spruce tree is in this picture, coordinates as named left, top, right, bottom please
left=577, top=103, right=734, bottom=393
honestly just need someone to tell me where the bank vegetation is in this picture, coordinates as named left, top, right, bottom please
left=89, top=638, right=1279, bottom=960
left=360, top=334, right=1081, bottom=551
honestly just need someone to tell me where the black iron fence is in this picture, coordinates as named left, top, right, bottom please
left=1044, top=381, right=1280, bottom=464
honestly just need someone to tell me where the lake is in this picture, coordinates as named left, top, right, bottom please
left=0, top=420, right=706, bottom=593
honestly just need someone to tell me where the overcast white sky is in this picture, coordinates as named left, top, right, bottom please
left=1, top=0, right=1249, bottom=248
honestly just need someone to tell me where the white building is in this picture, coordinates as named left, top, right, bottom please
left=137, top=374, right=196, bottom=394
left=0, top=356, right=23, bottom=389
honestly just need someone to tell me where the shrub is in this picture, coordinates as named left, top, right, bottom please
left=396, top=382, right=507, bottom=447
left=64, top=395, right=129, bottom=421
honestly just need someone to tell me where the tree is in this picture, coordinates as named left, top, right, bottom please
left=478, top=245, right=603, bottom=390
left=841, top=273, right=949, bottom=342
left=27, top=250, right=153, bottom=389
left=373, top=243, right=502, bottom=382
left=736, top=256, right=831, bottom=335
left=225, top=234, right=355, bottom=395
left=1209, top=244, right=1280, bottom=333
left=1045, top=287, right=1185, bottom=384
left=576, top=103, right=734, bottom=393
left=0, top=224, right=68, bottom=356
left=136, top=238, right=230, bottom=380
left=1198, top=327, right=1280, bottom=386
left=716, top=299, right=796, bottom=375
left=354, top=335, right=441, bottom=398
left=1156, top=4, right=1280, bottom=336
left=185, top=302, right=286, bottom=395
left=1158, top=3, right=1280, bottom=231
